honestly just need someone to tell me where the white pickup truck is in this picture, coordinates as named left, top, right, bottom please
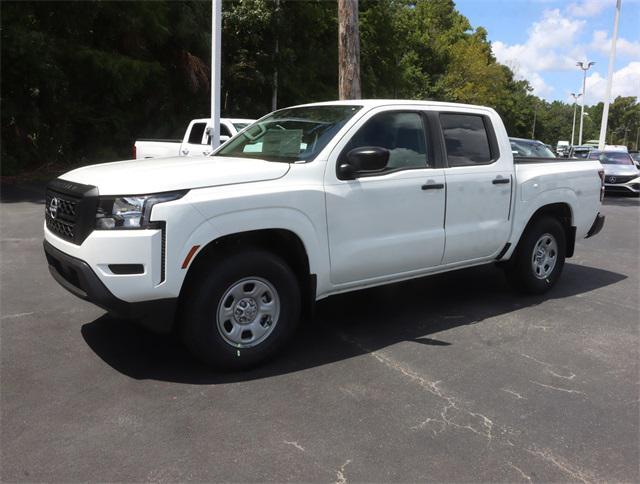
left=43, top=100, right=605, bottom=369
left=133, top=117, right=254, bottom=159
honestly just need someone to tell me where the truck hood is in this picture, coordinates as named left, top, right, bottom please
left=59, top=156, right=291, bottom=195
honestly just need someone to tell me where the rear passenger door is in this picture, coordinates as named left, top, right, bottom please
left=439, top=112, right=512, bottom=264
left=181, top=121, right=212, bottom=157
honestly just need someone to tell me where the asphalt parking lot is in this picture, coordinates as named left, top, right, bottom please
left=1, top=183, right=638, bottom=482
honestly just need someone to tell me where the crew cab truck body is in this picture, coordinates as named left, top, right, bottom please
left=44, top=100, right=605, bottom=368
left=134, top=117, right=254, bottom=159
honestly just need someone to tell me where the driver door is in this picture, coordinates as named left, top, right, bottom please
left=324, top=110, right=446, bottom=286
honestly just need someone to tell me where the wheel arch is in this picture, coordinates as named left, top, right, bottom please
left=178, top=228, right=316, bottom=323
left=514, top=202, right=576, bottom=258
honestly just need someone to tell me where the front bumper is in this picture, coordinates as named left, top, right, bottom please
left=44, top=240, right=176, bottom=332
left=585, top=213, right=605, bottom=239
left=604, top=180, right=640, bottom=194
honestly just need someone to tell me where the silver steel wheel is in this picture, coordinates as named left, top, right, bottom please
left=531, top=233, right=558, bottom=280
left=216, top=277, right=280, bottom=348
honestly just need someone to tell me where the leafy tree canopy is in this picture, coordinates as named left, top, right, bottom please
left=2, top=0, right=638, bottom=176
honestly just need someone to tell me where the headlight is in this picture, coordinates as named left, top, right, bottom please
left=95, top=190, right=188, bottom=230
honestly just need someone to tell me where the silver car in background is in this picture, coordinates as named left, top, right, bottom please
left=509, top=137, right=556, bottom=158
left=588, top=150, right=640, bottom=196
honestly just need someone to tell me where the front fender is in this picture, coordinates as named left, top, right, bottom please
left=178, top=206, right=330, bottom=295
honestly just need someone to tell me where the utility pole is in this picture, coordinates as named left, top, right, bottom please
left=570, top=92, right=582, bottom=146
left=598, top=0, right=622, bottom=151
left=210, top=0, right=222, bottom=150
left=531, top=102, right=538, bottom=139
left=338, top=0, right=361, bottom=100
left=577, top=60, right=595, bottom=146
left=272, top=0, right=280, bottom=111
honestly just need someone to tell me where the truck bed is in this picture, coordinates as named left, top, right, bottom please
left=514, top=156, right=585, bottom=164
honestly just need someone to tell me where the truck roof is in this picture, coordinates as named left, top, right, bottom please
left=192, top=117, right=255, bottom=124
left=289, top=99, right=497, bottom=113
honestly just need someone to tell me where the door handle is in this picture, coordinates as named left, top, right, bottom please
left=421, top=182, right=444, bottom=190
left=492, top=177, right=510, bottom=184
left=203, top=151, right=211, bottom=156
left=181, top=150, right=189, bottom=155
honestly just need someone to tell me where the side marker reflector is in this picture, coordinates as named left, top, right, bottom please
left=182, top=245, right=201, bottom=269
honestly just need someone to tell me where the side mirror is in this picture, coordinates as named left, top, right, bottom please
left=338, top=146, right=390, bottom=179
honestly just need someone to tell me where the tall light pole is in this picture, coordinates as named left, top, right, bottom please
left=210, top=0, right=222, bottom=150
left=598, top=0, right=622, bottom=151
left=570, top=92, right=582, bottom=146
left=577, top=60, right=595, bottom=146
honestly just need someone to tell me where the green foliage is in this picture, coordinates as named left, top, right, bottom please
left=3, top=0, right=638, bottom=176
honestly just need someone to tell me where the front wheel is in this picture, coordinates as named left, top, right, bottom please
left=507, top=216, right=566, bottom=294
left=181, top=249, right=301, bottom=369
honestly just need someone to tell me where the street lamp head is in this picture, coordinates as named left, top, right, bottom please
left=577, top=60, right=595, bottom=71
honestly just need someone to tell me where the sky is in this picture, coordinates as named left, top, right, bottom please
left=454, top=0, right=640, bottom=105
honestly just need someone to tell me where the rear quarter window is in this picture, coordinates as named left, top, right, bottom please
left=440, top=114, right=494, bottom=167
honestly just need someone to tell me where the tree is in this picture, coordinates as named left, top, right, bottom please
left=3, top=0, right=637, bottom=176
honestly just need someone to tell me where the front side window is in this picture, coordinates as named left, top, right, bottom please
left=341, top=112, right=430, bottom=170
left=440, top=114, right=493, bottom=167
left=215, top=105, right=362, bottom=162
left=188, top=122, right=207, bottom=144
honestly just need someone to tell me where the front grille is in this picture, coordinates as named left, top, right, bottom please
left=605, top=174, right=637, bottom=184
left=45, top=191, right=80, bottom=241
left=46, top=216, right=75, bottom=239
left=45, top=179, right=98, bottom=245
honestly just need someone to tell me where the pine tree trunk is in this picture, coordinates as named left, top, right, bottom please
left=338, top=0, right=361, bottom=100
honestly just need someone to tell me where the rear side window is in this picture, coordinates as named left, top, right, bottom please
left=188, top=122, right=207, bottom=144
left=220, top=124, right=232, bottom=137
left=206, top=124, right=234, bottom=144
left=440, top=114, right=493, bottom=167
left=342, top=111, right=430, bottom=170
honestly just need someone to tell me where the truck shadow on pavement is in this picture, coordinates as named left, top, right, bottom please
left=81, top=261, right=626, bottom=384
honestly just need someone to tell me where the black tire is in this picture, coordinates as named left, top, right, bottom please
left=181, top=249, right=301, bottom=370
left=507, top=216, right=566, bottom=294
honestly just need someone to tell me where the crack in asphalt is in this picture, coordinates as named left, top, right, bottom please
left=338, top=332, right=599, bottom=483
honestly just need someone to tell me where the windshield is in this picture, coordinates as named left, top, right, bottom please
left=572, top=149, right=592, bottom=159
left=510, top=139, right=556, bottom=158
left=215, top=105, right=362, bottom=162
left=588, top=151, right=634, bottom=165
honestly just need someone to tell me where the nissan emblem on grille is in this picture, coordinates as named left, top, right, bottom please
left=49, top=197, right=59, bottom=219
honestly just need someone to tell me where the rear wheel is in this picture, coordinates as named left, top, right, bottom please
left=181, top=249, right=301, bottom=369
left=507, top=216, right=566, bottom=294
